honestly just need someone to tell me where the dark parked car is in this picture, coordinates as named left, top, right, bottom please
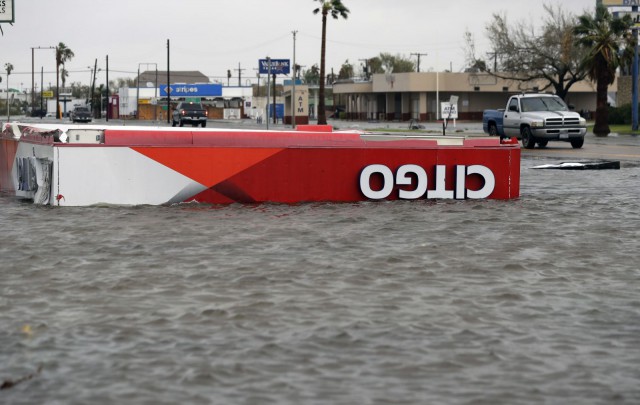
left=31, top=109, right=46, bottom=118
left=71, top=107, right=92, bottom=123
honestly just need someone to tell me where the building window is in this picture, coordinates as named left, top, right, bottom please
left=474, top=86, right=480, bottom=91
left=503, top=87, right=509, bottom=92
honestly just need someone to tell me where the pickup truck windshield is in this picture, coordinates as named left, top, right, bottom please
left=521, top=97, right=568, bottom=112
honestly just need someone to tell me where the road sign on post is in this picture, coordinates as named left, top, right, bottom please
left=0, top=0, right=15, bottom=23
left=441, top=96, right=459, bottom=135
left=259, top=59, right=290, bottom=75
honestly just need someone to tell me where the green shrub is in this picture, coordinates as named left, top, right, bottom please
left=608, top=104, right=632, bottom=125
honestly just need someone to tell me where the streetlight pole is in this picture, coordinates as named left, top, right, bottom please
left=167, top=39, right=171, bottom=125
left=31, top=46, right=55, bottom=114
left=292, top=30, right=297, bottom=128
left=106, top=55, right=109, bottom=122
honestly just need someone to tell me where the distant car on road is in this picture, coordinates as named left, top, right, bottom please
left=71, top=107, right=92, bottom=123
left=172, top=102, right=208, bottom=127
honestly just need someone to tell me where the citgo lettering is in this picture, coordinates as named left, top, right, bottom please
left=359, top=164, right=495, bottom=200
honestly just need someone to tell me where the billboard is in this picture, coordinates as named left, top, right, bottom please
left=0, top=0, right=15, bottom=23
left=259, top=59, right=290, bottom=75
left=159, top=83, right=222, bottom=97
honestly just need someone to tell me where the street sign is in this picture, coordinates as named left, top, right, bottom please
left=42, top=90, right=54, bottom=98
left=441, top=102, right=458, bottom=120
left=0, top=0, right=14, bottom=23
left=259, top=59, right=290, bottom=75
left=160, top=83, right=221, bottom=97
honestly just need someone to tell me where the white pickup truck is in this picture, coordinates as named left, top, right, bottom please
left=483, top=94, right=587, bottom=149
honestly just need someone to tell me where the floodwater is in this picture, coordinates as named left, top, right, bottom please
left=1, top=156, right=639, bottom=405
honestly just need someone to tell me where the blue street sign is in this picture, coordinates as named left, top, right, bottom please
left=160, top=83, right=222, bottom=97
left=259, top=59, right=291, bottom=75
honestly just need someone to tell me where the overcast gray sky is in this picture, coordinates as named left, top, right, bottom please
left=1, top=0, right=597, bottom=91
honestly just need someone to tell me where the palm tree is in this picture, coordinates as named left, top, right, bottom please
left=574, top=5, right=635, bottom=136
left=5, top=63, right=13, bottom=121
left=55, top=42, right=75, bottom=119
left=61, top=68, right=69, bottom=89
left=313, top=0, right=349, bottom=125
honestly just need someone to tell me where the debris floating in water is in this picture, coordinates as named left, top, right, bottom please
left=531, top=161, right=620, bottom=170
left=0, top=366, right=42, bottom=390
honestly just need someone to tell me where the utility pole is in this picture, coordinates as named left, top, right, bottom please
left=410, top=52, right=428, bottom=72
left=234, top=63, right=245, bottom=87
left=266, top=56, right=271, bottom=130
left=167, top=39, right=171, bottom=124
left=632, top=5, right=639, bottom=130
left=106, top=55, right=109, bottom=122
left=90, top=58, right=97, bottom=118
left=40, top=66, right=43, bottom=116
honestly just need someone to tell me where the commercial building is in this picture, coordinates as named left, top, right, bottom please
left=332, top=71, right=604, bottom=122
left=117, top=70, right=256, bottom=121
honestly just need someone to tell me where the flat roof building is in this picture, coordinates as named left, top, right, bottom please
left=332, top=71, right=604, bottom=122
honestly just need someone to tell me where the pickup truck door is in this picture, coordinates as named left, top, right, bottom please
left=502, top=98, right=521, bottom=137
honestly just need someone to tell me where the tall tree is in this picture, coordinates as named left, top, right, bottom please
left=5, top=63, right=13, bottom=120
left=378, top=53, right=416, bottom=73
left=55, top=42, right=75, bottom=119
left=338, top=60, right=354, bottom=79
left=465, top=5, right=588, bottom=100
left=313, top=0, right=349, bottom=125
left=303, top=64, right=320, bottom=85
left=575, top=5, right=635, bottom=136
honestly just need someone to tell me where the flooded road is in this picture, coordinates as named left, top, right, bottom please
left=1, top=147, right=639, bottom=404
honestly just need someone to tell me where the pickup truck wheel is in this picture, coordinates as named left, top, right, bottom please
left=537, top=140, right=548, bottom=148
left=488, top=123, right=498, bottom=136
left=201, top=122, right=207, bottom=128
left=570, top=138, right=584, bottom=149
left=521, top=127, right=536, bottom=149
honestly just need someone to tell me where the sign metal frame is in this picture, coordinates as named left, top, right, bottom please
left=0, top=0, right=14, bottom=23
